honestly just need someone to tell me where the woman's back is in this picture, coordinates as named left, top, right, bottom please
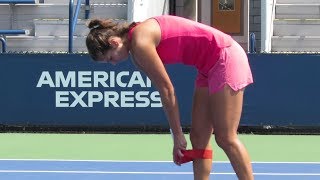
left=152, top=15, right=234, bottom=74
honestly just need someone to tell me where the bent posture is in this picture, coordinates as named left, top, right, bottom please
left=86, top=15, right=254, bottom=180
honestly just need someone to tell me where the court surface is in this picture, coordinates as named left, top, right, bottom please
left=0, top=160, right=319, bottom=180
left=0, top=133, right=319, bottom=179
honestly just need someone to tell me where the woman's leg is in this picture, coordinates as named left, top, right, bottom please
left=190, top=87, right=214, bottom=180
left=210, top=85, right=254, bottom=180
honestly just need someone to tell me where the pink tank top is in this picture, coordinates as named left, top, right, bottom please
left=129, top=15, right=234, bottom=75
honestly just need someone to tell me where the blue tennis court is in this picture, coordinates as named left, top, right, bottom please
left=0, top=159, right=319, bottom=180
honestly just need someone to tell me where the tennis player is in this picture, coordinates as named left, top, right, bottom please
left=85, top=15, right=254, bottom=180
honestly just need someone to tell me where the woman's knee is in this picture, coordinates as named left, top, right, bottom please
left=214, top=133, right=239, bottom=150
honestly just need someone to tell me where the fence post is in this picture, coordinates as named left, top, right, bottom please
left=250, top=32, right=256, bottom=53
left=0, top=36, right=6, bottom=53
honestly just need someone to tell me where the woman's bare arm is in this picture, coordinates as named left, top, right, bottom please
left=130, top=19, right=183, bottom=135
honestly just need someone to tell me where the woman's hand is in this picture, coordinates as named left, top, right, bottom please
left=172, top=132, right=187, bottom=166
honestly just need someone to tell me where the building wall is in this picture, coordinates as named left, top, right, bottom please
left=175, top=0, right=262, bottom=52
left=175, top=0, right=197, bottom=21
left=127, top=0, right=169, bottom=22
left=249, top=0, right=261, bottom=52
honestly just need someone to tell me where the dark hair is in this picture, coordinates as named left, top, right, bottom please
left=86, top=19, right=136, bottom=61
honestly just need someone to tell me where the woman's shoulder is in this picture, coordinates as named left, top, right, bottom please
left=131, top=18, right=161, bottom=46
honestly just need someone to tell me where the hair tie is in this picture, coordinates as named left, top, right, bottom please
left=91, top=24, right=100, bottom=30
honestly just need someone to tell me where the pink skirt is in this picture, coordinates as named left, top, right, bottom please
left=195, top=41, right=253, bottom=93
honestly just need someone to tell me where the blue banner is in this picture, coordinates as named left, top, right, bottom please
left=0, top=53, right=319, bottom=127
left=0, top=54, right=195, bottom=127
left=243, top=53, right=320, bottom=126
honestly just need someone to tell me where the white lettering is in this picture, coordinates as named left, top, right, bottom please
left=78, top=71, right=92, bottom=87
left=150, top=91, right=162, bottom=107
left=55, top=71, right=76, bottom=87
left=104, top=91, right=120, bottom=107
left=39, top=71, right=162, bottom=108
left=128, top=71, right=146, bottom=87
left=120, top=91, right=134, bottom=107
left=37, top=71, right=153, bottom=88
left=135, top=91, right=150, bottom=107
left=109, top=71, right=115, bottom=87
left=56, top=91, right=69, bottom=107
left=116, top=71, right=129, bottom=87
left=146, top=77, right=152, bottom=87
left=93, top=71, right=108, bottom=87
left=70, top=91, right=88, bottom=107
left=54, top=90, right=162, bottom=108
left=88, top=91, right=103, bottom=107
left=36, top=71, right=55, bottom=87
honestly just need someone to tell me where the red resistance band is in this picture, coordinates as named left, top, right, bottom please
left=176, top=149, right=213, bottom=164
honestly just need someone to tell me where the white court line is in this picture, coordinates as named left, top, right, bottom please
left=0, top=159, right=320, bottom=164
left=0, top=170, right=319, bottom=176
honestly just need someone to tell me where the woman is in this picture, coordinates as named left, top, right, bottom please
left=86, top=15, right=254, bottom=180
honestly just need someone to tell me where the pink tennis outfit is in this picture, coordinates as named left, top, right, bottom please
left=130, top=15, right=253, bottom=93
